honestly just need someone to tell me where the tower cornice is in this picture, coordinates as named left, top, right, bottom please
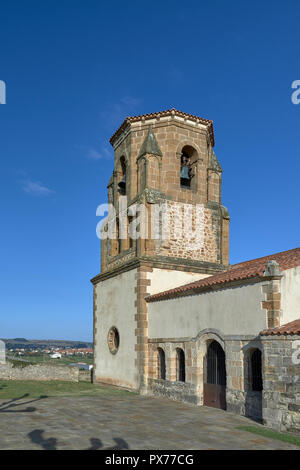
left=109, top=108, right=215, bottom=148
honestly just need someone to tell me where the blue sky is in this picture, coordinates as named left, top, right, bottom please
left=0, top=0, right=299, bottom=341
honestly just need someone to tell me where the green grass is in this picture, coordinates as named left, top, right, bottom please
left=237, top=425, right=300, bottom=447
left=0, top=380, right=135, bottom=400
left=8, top=354, right=94, bottom=366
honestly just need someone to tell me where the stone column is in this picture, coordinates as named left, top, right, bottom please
left=225, top=339, right=245, bottom=415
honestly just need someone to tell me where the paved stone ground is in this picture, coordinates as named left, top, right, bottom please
left=0, top=392, right=298, bottom=450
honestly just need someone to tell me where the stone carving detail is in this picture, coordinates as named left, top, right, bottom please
left=107, top=327, right=120, bottom=355
left=209, top=149, right=222, bottom=172
left=137, top=125, right=163, bottom=159
left=264, top=260, right=281, bottom=277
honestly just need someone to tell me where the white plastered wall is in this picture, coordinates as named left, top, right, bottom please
left=94, top=268, right=138, bottom=389
left=147, top=268, right=210, bottom=296
left=148, top=281, right=268, bottom=339
left=280, top=266, right=300, bottom=324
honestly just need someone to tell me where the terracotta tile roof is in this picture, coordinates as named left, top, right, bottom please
left=261, top=319, right=300, bottom=336
left=109, top=108, right=215, bottom=147
left=146, top=247, right=300, bottom=302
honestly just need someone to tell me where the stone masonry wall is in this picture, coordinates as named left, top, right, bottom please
left=0, top=363, right=79, bottom=382
left=226, top=338, right=263, bottom=423
left=148, top=378, right=199, bottom=405
left=157, top=201, right=220, bottom=263
left=102, top=114, right=229, bottom=272
left=262, top=336, right=300, bottom=434
left=129, top=119, right=210, bottom=206
left=148, top=335, right=265, bottom=422
left=148, top=339, right=200, bottom=405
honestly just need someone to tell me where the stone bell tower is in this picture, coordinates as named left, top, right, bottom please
left=92, top=108, right=230, bottom=392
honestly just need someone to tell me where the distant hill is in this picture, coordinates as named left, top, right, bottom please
left=1, top=338, right=93, bottom=349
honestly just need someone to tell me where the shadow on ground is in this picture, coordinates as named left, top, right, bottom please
left=28, top=429, right=130, bottom=450
left=0, top=394, right=48, bottom=413
left=245, top=391, right=263, bottom=424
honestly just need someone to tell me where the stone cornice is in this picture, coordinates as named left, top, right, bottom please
left=91, top=256, right=228, bottom=285
left=110, top=108, right=215, bottom=149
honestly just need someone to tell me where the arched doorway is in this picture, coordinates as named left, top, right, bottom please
left=204, top=340, right=226, bottom=410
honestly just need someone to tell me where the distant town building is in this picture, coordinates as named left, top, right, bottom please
left=50, top=352, right=62, bottom=359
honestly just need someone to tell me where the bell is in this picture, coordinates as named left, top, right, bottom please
left=180, top=166, right=190, bottom=180
left=118, top=174, right=126, bottom=190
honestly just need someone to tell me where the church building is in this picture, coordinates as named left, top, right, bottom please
left=91, top=109, right=300, bottom=434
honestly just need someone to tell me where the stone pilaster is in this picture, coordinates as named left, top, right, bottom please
left=134, top=265, right=152, bottom=393
left=225, top=340, right=245, bottom=415
left=92, top=284, right=98, bottom=382
left=261, top=261, right=282, bottom=328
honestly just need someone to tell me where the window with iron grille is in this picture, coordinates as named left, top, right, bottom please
left=207, top=341, right=226, bottom=386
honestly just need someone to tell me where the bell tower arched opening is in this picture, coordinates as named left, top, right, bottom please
left=180, top=145, right=198, bottom=190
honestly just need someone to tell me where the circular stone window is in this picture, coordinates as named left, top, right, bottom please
left=107, top=327, right=120, bottom=354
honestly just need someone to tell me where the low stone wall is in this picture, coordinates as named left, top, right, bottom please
left=226, top=388, right=244, bottom=414
left=145, top=334, right=299, bottom=433
left=148, top=378, right=199, bottom=405
left=262, top=336, right=300, bottom=434
left=226, top=389, right=263, bottom=422
left=79, top=369, right=92, bottom=382
left=0, top=362, right=79, bottom=382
